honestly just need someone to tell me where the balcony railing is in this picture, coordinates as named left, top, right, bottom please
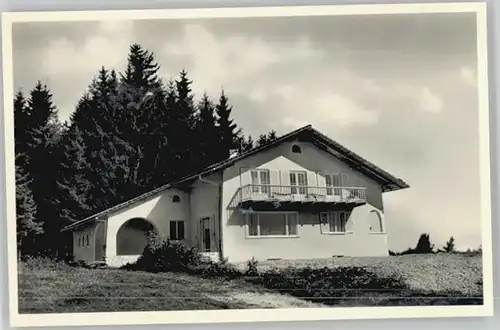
left=235, top=184, right=367, bottom=205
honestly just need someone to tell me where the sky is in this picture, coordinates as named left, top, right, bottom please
left=12, top=12, right=483, bottom=251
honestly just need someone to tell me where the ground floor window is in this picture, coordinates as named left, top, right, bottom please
left=169, top=220, right=185, bottom=240
left=320, top=211, right=350, bottom=233
left=247, top=212, right=299, bottom=237
left=77, top=233, right=91, bottom=248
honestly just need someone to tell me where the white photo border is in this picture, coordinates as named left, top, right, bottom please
left=1, top=2, right=493, bottom=328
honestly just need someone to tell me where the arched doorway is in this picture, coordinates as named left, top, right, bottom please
left=116, top=218, right=157, bottom=255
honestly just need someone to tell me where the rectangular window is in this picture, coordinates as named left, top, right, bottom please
left=320, top=211, right=350, bottom=233
left=247, top=212, right=299, bottom=237
left=324, top=173, right=347, bottom=196
left=290, top=171, right=308, bottom=194
left=251, top=169, right=271, bottom=193
left=169, top=220, right=185, bottom=240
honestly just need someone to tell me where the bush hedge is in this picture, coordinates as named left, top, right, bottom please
left=123, top=239, right=483, bottom=306
left=253, top=266, right=407, bottom=305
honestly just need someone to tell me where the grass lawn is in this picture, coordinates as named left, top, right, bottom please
left=18, top=253, right=483, bottom=313
left=253, top=253, right=484, bottom=295
left=18, top=261, right=321, bottom=313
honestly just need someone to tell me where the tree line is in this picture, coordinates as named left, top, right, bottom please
left=15, top=43, right=278, bottom=259
left=389, top=233, right=482, bottom=256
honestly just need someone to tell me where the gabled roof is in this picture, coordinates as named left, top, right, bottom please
left=61, top=125, right=409, bottom=232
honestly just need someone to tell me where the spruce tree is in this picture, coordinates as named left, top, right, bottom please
left=257, top=133, right=269, bottom=147
left=121, top=43, right=161, bottom=89
left=166, top=70, right=198, bottom=177
left=23, top=82, right=64, bottom=256
left=215, top=90, right=241, bottom=161
left=238, top=134, right=254, bottom=152
left=14, top=90, right=30, bottom=168
left=256, top=130, right=279, bottom=147
left=195, top=93, right=219, bottom=167
left=118, top=44, right=167, bottom=191
left=443, top=236, right=456, bottom=253
left=53, top=125, right=92, bottom=225
left=15, top=160, right=42, bottom=257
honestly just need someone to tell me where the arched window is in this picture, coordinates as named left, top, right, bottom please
left=172, top=195, right=181, bottom=203
left=86, top=234, right=90, bottom=247
left=116, top=218, right=157, bottom=255
left=292, top=144, right=302, bottom=154
left=369, top=210, right=384, bottom=233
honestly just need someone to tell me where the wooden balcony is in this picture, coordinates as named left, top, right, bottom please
left=232, top=184, right=367, bottom=211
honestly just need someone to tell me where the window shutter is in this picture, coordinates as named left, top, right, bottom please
left=306, top=171, right=316, bottom=196
left=269, top=169, right=280, bottom=196
left=240, top=167, right=251, bottom=187
left=319, top=212, right=329, bottom=234
left=281, top=170, right=291, bottom=193
left=178, top=221, right=185, bottom=240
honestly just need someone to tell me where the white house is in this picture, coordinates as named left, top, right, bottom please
left=61, top=125, right=409, bottom=267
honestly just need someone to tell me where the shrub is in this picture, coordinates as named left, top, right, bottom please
left=245, top=257, right=259, bottom=277
left=414, top=233, right=435, bottom=254
left=126, top=239, right=202, bottom=273
left=190, top=261, right=243, bottom=280
left=258, top=266, right=407, bottom=305
left=123, top=238, right=243, bottom=280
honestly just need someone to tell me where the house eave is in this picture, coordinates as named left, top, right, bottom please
left=61, top=124, right=410, bottom=233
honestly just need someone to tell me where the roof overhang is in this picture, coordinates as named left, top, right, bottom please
left=61, top=125, right=409, bottom=232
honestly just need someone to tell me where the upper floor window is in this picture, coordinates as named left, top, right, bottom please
left=172, top=195, right=181, bottom=203
left=292, top=144, right=302, bottom=153
left=251, top=169, right=270, bottom=194
left=325, top=173, right=349, bottom=196
left=289, top=171, right=308, bottom=194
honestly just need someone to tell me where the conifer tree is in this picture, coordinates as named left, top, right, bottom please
left=15, top=160, right=42, bottom=257
left=121, top=43, right=161, bottom=89
left=256, top=130, right=279, bottom=147
left=414, top=233, right=435, bottom=254
left=195, top=93, right=219, bottom=167
left=23, top=82, right=64, bottom=256
left=118, top=44, right=167, bottom=191
left=442, top=236, right=456, bottom=253
left=166, top=70, right=198, bottom=177
left=53, top=125, right=92, bottom=225
left=14, top=90, right=31, bottom=167
left=215, top=90, right=241, bottom=161
left=238, top=134, right=255, bottom=152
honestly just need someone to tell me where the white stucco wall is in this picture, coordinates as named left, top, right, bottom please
left=221, top=139, right=390, bottom=263
left=188, top=173, right=222, bottom=253
left=73, top=222, right=99, bottom=262
left=104, top=188, right=191, bottom=267
left=73, top=138, right=395, bottom=266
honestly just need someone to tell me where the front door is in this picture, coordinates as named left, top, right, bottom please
left=199, top=216, right=213, bottom=252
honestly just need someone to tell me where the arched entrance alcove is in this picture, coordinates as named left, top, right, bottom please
left=116, top=218, right=158, bottom=255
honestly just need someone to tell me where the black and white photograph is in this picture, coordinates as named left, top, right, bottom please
left=1, top=2, right=493, bottom=328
